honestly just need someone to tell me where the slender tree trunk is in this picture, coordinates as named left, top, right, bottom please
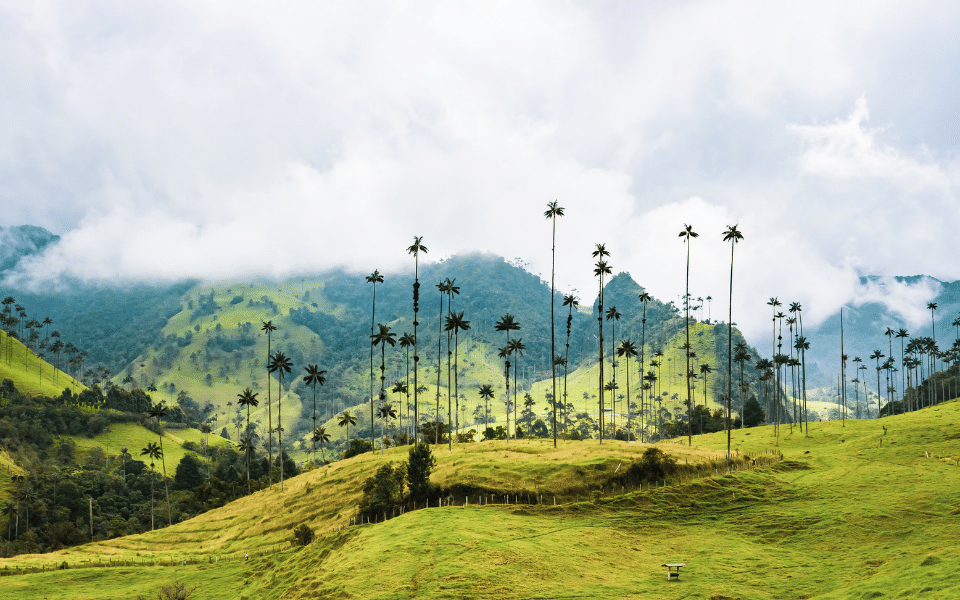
left=370, top=282, right=377, bottom=453
left=266, top=333, right=273, bottom=486
left=278, top=372, right=284, bottom=490
left=685, top=246, right=693, bottom=446
left=550, top=216, right=558, bottom=447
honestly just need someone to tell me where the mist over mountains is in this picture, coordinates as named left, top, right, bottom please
left=1, top=224, right=955, bottom=391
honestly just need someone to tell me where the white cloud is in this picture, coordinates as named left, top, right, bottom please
left=2, top=1, right=960, bottom=352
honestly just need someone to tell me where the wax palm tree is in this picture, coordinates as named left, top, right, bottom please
left=303, top=365, right=327, bottom=462
left=870, top=350, right=885, bottom=417
left=268, top=350, right=293, bottom=489
left=445, top=311, right=470, bottom=443
left=140, top=442, right=162, bottom=530
left=928, top=302, right=938, bottom=406
left=313, top=427, right=331, bottom=463
left=495, top=314, right=520, bottom=434
left=338, top=410, right=357, bottom=441
left=366, top=270, right=384, bottom=450
left=478, top=384, right=494, bottom=434
left=508, top=337, right=525, bottom=440
left=433, top=279, right=449, bottom=444
left=678, top=224, right=698, bottom=444
left=237, top=435, right=256, bottom=493
left=261, top=320, right=277, bottom=482
left=592, top=249, right=612, bottom=442
left=377, top=404, right=397, bottom=455
left=544, top=200, right=565, bottom=445
left=616, top=339, right=638, bottom=440
left=442, top=279, right=460, bottom=445
left=896, top=328, right=909, bottom=409
left=237, top=388, right=259, bottom=435
left=146, top=402, right=172, bottom=525
left=562, top=294, right=579, bottom=438
left=722, top=224, right=744, bottom=451
left=497, top=345, right=512, bottom=436
left=605, top=305, right=621, bottom=424
left=399, top=332, right=414, bottom=435
left=406, top=236, right=428, bottom=439
left=371, top=323, right=397, bottom=449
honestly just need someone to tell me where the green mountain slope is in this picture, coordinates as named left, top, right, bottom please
left=0, top=332, right=84, bottom=397
left=113, top=254, right=764, bottom=459
left=2, top=401, right=959, bottom=599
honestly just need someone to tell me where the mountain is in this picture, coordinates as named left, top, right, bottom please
left=0, top=225, right=59, bottom=273
left=802, top=275, right=960, bottom=390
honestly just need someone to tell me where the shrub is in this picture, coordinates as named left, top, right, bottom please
left=358, top=462, right=406, bottom=520
left=293, top=524, right=315, bottom=546
left=406, top=441, right=436, bottom=504
left=138, top=580, right=199, bottom=600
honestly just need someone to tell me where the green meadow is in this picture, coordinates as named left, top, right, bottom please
left=2, top=398, right=958, bottom=599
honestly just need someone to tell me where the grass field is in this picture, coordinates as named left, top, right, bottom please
left=70, top=422, right=234, bottom=470
left=0, top=334, right=85, bottom=398
left=2, top=397, right=959, bottom=599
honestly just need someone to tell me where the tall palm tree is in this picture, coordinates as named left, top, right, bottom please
left=398, top=332, right=414, bottom=436
left=434, top=279, right=450, bottom=444
left=303, top=366, right=326, bottom=463
left=406, top=236, right=428, bottom=439
left=562, top=294, right=579, bottom=439
left=788, top=303, right=807, bottom=431
left=313, top=427, right=331, bottom=463
left=870, top=350, right=885, bottom=417
left=260, top=320, right=277, bottom=482
left=237, top=388, right=259, bottom=435
left=147, top=402, right=172, bottom=525
left=237, top=435, right=256, bottom=494
left=377, top=404, right=397, bottom=455
left=605, top=305, right=621, bottom=431
left=445, top=311, right=470, bottom=444
left=236, top=388, right=259, bottom=484
left=616, top=339, right=638, bottom=440
left=592, top=245, right=611, bottom=442
left=268, top=350, right=293, bottom=489
left=928, top=302, right=938, bottom=406
left=498, top=345, right=512, bottom=436
left=852, top=356, right=863, bottom=417
left=679, top=224, right=698, bottom=445
left=495, top=314, right=520, bottom=430
left=366, top=270, right=384, bottom=451
left=478, top=384, right=494, bottom=434
left=508, top=337, right=525, bottom=440
left=544, top=200, right=565, bottom=446
left=371, top=323, right=397, bottom=450
left=896, top=328, right=909, bottom=410
left=442, top=279, right=460, bottom=445
left=720, top=225, right=742, bottom=454
left=140, top=442, right=162, bottom=530
left=338, top=410, right=357, bottom=442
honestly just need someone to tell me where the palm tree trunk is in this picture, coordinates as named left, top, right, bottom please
left=685, top=246, right=693, bottom=445
left=370, top=283, right=376, bottom=454
left=278, top=373, right=284, bottom=490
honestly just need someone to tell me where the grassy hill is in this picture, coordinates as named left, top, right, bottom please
left=2, top=399, right=959, bottom=599
left=111, top=264, right=752, bottom=462
left=0, top=333, right=85, bottom=398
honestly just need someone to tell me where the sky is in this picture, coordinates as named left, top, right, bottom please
left=1, top=1, right=959, bottom=342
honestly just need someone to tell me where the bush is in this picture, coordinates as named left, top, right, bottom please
left=742, top=396, right=765, bottom=427
left=138, top=580, right=199, bottom=600
left=406, top=441, right=436, bottom=504
left=292, top=524, right=315, bottom=546
left=342, top=439, right=373, bottom=459
left=358, top=462, right=406, bottom=520
left=613, top=448, right=678, bottom=486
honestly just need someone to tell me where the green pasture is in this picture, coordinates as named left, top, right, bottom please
left=69, top=422, right=232, bottom=469
left=0, top=334, right=85, bottom=398
left=4, top=398, right=959, bottom=598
